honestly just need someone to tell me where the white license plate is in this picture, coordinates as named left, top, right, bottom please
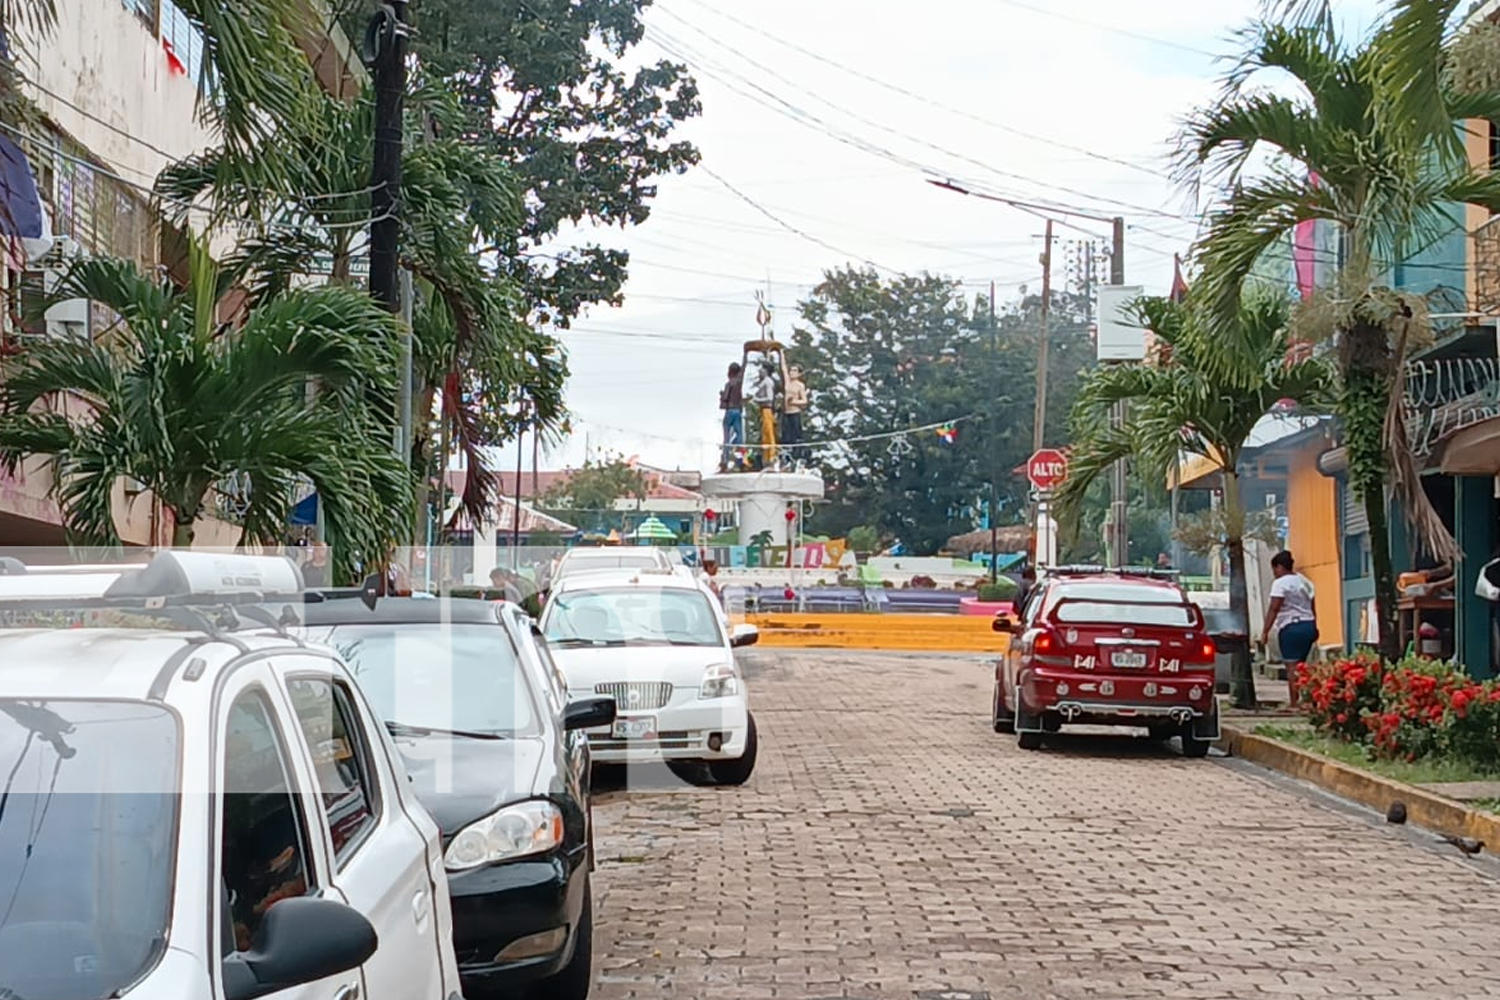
left=1111, top=651, right=1148, bottom=669
left=612, top=716, right=656, bottom=740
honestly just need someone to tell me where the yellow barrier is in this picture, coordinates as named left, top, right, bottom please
left=734, top=612, right=1010, bottom=653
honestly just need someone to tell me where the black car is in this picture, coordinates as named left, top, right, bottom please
left=294, top=595, right=615, bottom=1000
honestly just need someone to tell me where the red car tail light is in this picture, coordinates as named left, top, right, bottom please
left=1033, top=630, right=1057, bottom=654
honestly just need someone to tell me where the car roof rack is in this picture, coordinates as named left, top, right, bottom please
left=1045, top=564, right=1181, bottom=580
left=0, top=551, right=310, bottom=636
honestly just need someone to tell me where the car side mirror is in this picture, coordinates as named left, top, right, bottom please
left=730, top=623, right=760, bottom=647
left=564, top=696, right=617, bottom=731
left=222, top=897, right=376, bottom=1000
left=992, top=615, right=1016, bottom=634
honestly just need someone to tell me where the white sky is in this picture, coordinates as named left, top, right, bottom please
left=538, top=0, right=1385, bottom=474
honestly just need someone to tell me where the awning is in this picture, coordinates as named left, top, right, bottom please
left=1435, top=415, right=1500, bottom=476
left=0, top=134, right=43, bottom=240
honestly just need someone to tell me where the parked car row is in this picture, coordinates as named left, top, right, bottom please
left=0, top=550, right=761, bottom=1000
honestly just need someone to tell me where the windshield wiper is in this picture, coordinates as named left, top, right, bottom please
left=385, top=721, right=509, bottom=741
left=551, top=636, right=625, bottom=646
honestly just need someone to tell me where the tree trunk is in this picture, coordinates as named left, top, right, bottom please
left=1366, top=486, right=1401, bottom=660
left=171, top=509, right=195, bottom=548
left=1339, top=319, right=1399, bottom=660
left=1222, top=468, right=1256, bottom=710
left=1225, top=536, right=1255, bottom=709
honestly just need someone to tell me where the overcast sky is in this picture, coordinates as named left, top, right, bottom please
left=535, top=0, right=1384, bottom=474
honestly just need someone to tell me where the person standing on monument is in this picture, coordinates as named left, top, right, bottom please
left=719, top=362, right=743, bottom=471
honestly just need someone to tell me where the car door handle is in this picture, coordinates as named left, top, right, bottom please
left=412, top=888, right=430, bottom=924
left=333, top=984, right=360, bottom=1000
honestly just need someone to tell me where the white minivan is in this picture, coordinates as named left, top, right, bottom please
left=0, top=552, right=463, bottom=1000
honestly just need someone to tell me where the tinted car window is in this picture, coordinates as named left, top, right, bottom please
left=0, top=700, right=178, bottom=1000
left=322, top=623, right=543, bottom=737
left=1052, top=601, right=1197, bottom=627
left=544, top=587, right=724, bottom=647
left=287, top=678, right=379, bottom=864
left=221, top=689, right=315, bottom=956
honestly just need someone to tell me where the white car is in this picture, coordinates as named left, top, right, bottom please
left=539, top=568, right=761, bottom=785
left=0, top=552, right=463, bottom=1000
left=549, top=546, right=675, bottom=586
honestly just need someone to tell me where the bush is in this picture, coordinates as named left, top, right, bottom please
left=1296, top=652, right=1500, bottom=770
left=977, top=579, right=1017, bottom=602
left=1295, top=651, right=1383, bottom=743
left=909, top=574, right=937, bottom=588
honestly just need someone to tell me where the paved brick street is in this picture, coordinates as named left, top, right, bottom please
left=589, top=650, right=1500, bottom=1000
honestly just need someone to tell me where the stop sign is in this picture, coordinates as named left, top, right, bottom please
left=1027, top=448, right=1068, bottom=490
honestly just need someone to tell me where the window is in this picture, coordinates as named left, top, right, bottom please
left=120, top=0, right=159, bottom=30
left=323, top=623, right=544, bottom=737
left=220, top=689, right=314, bottom=957
left=544, top=586, right=725, bottom=647
left=287, top=678, right=379, bottom=864
left=530, top=624, right=570, bottom=710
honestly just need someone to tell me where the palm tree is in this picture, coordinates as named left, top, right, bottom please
left=0, top=236, right=412, bottom=576
left=1178, top=0, right=1500, bottom=658
left=1056, top=291, right=1334, bottom=708
left=155, top=82, right=567, bottom=526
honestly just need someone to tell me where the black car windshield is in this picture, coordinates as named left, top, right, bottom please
left=0, top=699, right=179, bottom=1000
left=544, top=587, right=723, bottom=647
left=320, top=623, right=542, bottom=738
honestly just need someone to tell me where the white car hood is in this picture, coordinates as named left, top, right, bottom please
left=550, top=643, right=731, bottom=692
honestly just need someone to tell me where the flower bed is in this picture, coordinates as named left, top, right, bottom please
left=1293, top=652, right=1500, bottom=771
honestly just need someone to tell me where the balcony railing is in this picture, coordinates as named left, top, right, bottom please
left=1405, top=355, right=1500, bottom=456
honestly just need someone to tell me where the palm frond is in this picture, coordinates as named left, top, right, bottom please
left=1369, top=0, right=1466, bottom=159
left=171, top=0, right=321, bottom=155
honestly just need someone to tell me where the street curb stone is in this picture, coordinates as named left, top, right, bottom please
left=1216, top=723, right=1500, bottom=846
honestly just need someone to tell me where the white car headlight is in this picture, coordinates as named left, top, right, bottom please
left=699, top=663, right=739, bottom=699
left=444, top=800, right=564, bottom=871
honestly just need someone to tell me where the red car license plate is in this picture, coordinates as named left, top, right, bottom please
left=1111, top=650, right=1148, bottom=669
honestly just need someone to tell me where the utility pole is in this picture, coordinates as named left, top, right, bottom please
left=512, top=396, right=528, bottom=567
left=1106, top=216, right=1129, bottom=567
left=1032, top=219, right=1054, bottom=455
left=989, top=280, right=998, bottom=582
left=366, top=0, right=408, bottom=314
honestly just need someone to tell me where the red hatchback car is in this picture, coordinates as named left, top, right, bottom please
left=991, top=567, right=1221, bottom=756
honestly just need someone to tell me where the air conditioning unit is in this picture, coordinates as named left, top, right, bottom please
left=18, top=237, right=89, bottom=341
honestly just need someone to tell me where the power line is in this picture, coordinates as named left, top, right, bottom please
left=674, top=0, right=1170, bottom=179
left=646, top=21, right=1196, bottom=223
left=992, top=0, right=1221, bottom=58
left=697, top=165, right=901, bottom=272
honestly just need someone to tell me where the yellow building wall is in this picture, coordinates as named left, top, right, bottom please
left=1285, top=447, right=1343, bottom=648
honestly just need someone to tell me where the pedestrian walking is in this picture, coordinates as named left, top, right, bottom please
left=1260, top=549, right=1319, bottom=678
left=719, top=362, right=744, bottom=471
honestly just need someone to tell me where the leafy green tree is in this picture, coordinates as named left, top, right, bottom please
left=0, top=238, right=412, bottom=575
left=1057, top=291, right=1334, bottom=706
left=1179, top=0, right=1500, bottom=656
left=340, top=0, right=701, bottom=325
left=788, top=267, right=1095, bottom=554
left=157, top=84, right=568, bottom=524
left=540, top=456, right=649, bottom=529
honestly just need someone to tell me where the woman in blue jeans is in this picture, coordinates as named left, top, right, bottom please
left=1260, top=549, right=1319, bottom=671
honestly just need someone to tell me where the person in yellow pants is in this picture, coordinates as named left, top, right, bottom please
left=750, top=360, right=777, bottom=466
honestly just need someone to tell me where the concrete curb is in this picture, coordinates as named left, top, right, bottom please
left=1218, top=723, right=1500, bottom=845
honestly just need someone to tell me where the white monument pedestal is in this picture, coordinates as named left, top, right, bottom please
left=701, top=470, right=825, bottom=547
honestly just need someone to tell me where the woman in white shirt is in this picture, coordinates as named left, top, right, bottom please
left=1260, top=549, right=1319, bottom=665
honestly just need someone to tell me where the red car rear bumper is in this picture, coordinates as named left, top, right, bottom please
left=1019, top=663, right=1217, bottom=727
